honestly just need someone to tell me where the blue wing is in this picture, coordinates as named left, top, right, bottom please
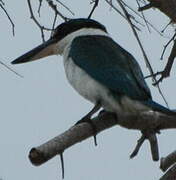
left=69, top=35, right=151, bottom=101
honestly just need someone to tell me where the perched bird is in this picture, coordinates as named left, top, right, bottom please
left=12, top=18, right=175, bottom=137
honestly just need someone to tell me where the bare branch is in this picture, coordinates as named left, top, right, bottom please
left=116, top=0, right=169, bottom=107
left=146, top=0, right=176, bottom=23
left=106, top=0, right=162, bottom=35
left=130, top=134, right=145, bottom=158
left=29, top=112, right=117, bottom=166
left=135, top=0, right=151, bottom=33
left=51, top=12, right=58, bottom=31
left=116, top=0, right=152, bottom=76
left=121, top=1, right=145, bottom=28
left=161, top=21, right=172, bottom=33
left=45, top=0, right=68, bottom=21
left=160, top=150, right=176, bottom=172
left=88, top=0, right=99, bottom=19
left=161, top=33, right=176, bottom=60
left=151, top=39, right=176, bottom=85
left=60, top=153, right=64, bottom=179
left=138, top=2, right=154, bottom=11
left=130, top=129, right=159, bottom=161
left=0, top=0, right=5, bottom=5
left=0, top=60, right=23, bottom=78
left=104, top=0, right=140, bottom=31
left=27, top=0, right=52, bottom=42
left=146, top=131, right=159, bottom=161
left=37, top=0, right=43, bottom=17
left=131, top=130, right=159, bottom=161
left=55, top=0, right=75, bottom=16
left=104, top=0, right=128, bottom=20
left=0, top=3, right=15, bottom=36
left=28, top=111, right=176, bottom=166
left=160, top=164, right=176, bottom=180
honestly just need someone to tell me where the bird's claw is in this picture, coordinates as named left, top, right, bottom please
left=75, top=117, right=98, bottom=146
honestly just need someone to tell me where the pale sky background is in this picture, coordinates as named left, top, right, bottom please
left=0, top=1, right=176, bottom=180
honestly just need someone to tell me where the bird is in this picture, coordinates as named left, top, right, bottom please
left=11, top=18, right=176, bottom=142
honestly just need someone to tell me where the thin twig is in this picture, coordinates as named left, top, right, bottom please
left=105, top=0, right=128, bottom=19
left=107, top=0, right=162, bottom=35
left=130, top=130, right=159, bottom=161
left=152, top=39, right=176, bottom=85
left=146, top=131, right=159, bottom=161
left=0, top=60, right=23, bottom=78
left=160, top=164, right=176, bottom=180
left=130, top=134, right=145, bottom=158
left=0, top=3, right=15, bottom=36
left=121, top=0, right=145, bottom=27
left=52, top=12, right=58, bottom=31
left=104, top=0, right=140, bottom=31
left=46, top=0, right=68, bottom=21
left=27, top=0, right=52, bottom=42
left=27, top=1, right=51, bottom=30
left=138, top=3, right=153, bottom=11
left=88, top=0, right=99, bottom=19
left=137, top=0, right=147, bottom=5
left=60, top=153, right=64, bottom=179
left=135, top=0, right=151, bottom=33
left=38, top=0, right=43, bottom=17
left=160, top=150, right=176, bottom=172
left=55, top=0, right=75, bottom=15
left=116, top=0, right=169, bottom=108
left=160, top=33, right=176, bottom=60
left=0, top=0, right=5, bottom=5
left=146, top=38, right=176, bottom=85
left=145, top=71, right=161, bottom=79
left=161, top=21, right=172, bottom=33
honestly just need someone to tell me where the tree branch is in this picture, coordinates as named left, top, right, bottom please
left=55, top=0, right=74, bottom=16
left=160, top=164, right=176, bottom=180
left=146, top=38, right=176, bottom=85
left=146, top=0, right=176, bottom=23
left=37, top=0, right=43, bottom=17
left=160, top=150, right=176, bottom=179
left=138, top=2, right=160, bottom=12
left=153, top=39, right=176, bottom=85
left=160, top=150, right=176, bottom=172
left=116, top=0, right=169, bottom=107
left=0, top=3, right=15, bottom=36
left=88, top=0, right=99, bottom=19
left=0, top=60, right=23, bottom=78
left=130, top=129, right=159, bottom=161
left=28, top=111, right=176, bottom=166
left=45, top=0, right=68, bottom=21
left=27, top=0, right=51, bottom=42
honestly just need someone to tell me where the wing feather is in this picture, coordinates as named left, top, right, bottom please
left=69, top=35, right=151, bottom=100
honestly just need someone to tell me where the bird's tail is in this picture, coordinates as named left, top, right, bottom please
left=142, top=99, right=176, bottom=116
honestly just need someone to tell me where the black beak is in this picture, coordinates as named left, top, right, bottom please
left=11, top=38, right=57, bottom=64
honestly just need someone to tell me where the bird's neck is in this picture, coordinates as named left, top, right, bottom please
left=55, top=28, right=110, bottom=55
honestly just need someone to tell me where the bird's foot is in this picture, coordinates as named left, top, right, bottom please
left=75, top=116, right=98, bottom=146
left=99, top=110, right=118, bottom=122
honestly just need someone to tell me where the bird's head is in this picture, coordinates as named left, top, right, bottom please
left=11, top=18, right=107, bottom=64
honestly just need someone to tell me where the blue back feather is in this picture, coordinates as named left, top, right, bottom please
left=69, top=35, right=175, bottom=115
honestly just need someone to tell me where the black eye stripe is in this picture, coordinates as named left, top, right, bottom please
left=51, top=18, right=107, bottom=41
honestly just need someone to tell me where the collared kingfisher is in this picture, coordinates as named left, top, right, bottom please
left=12, top=18, right=175, bottom=143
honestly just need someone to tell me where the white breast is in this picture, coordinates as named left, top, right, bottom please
left=62, top=41, right=150, bottom=114
left=64, top=56, right=105, bottom=103
left=63, top=46, right=122, bottom=113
